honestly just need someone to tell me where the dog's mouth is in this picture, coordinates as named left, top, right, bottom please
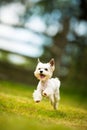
left=40, top=74, right=45, bottom=78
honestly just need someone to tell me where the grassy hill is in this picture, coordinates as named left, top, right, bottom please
left=0, top=81, right=87, bottom=130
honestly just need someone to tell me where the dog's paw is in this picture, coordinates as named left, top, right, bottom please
left=35, top=100, right=40, bottom=103
left=43, top=92, right=47, bottom=96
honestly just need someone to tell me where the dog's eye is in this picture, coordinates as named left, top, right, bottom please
left=45, top=68, right=48, bottom=71
left=38, top=68, right=41, bottom=70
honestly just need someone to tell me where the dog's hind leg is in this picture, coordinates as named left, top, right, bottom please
left=54, top=90, right=60, bottom=110
left=49, top=95, right=56, bottom=110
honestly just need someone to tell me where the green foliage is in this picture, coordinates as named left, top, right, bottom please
left=0, top=81, right=87, bottom=130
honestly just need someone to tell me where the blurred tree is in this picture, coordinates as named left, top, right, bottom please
left=0, top=0, right=87, bottom=84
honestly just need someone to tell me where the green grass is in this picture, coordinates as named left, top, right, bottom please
left=0, top=81, right=87, bottom=130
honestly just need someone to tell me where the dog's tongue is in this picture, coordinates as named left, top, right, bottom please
left=40, top=74, right=45, bottom=78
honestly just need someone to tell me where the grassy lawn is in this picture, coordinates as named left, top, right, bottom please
left=0, top=81, right=87, bottom=130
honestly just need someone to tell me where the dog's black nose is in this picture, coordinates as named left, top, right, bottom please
left=40, top=70, right=43, bottom=74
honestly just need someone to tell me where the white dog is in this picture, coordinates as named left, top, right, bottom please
left=33, top=58, right=61, bottom=110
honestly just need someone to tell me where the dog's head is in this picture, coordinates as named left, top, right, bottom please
left=34, top=58, right=55, bottom=81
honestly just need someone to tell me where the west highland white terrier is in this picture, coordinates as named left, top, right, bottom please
left=33, top=58, right=61, bottom=110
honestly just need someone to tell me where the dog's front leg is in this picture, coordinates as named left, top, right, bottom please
left=33, top=90, right=42, bottom=103
left=42, top=87, right=52, bottom=97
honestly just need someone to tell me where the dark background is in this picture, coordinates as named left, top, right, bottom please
left=0, top=0, right=87, bottom=95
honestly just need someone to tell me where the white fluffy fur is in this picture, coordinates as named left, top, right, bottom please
left=33, top=59, right=61, bottom=110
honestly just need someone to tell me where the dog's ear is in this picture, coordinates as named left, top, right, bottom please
left=49, top=58, right=55, bottom=71
left=49, top=58, right=55, bottom=66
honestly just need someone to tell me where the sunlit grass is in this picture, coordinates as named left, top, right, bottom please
left=0, top=81, right=87, bottom=130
